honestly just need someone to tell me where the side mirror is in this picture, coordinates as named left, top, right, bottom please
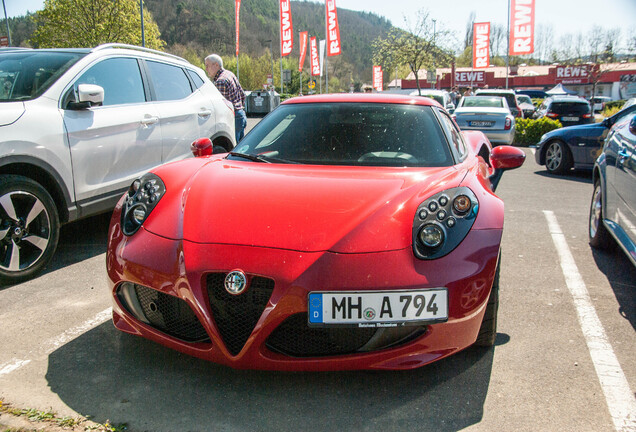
left=191, top=137, right=213, bottom=157
left=67, top=84, right=104, bottom=109
left=489, top=145, right=526, bottom=191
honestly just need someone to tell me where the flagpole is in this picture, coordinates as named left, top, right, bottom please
left=325, top=0, right=329, bottom=93
left=506, top=0, right=510, bottom=89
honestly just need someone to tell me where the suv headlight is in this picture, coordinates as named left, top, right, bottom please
left=121, top=173, right=165, bottom=236
left=412, top=187, right=478, bottom=260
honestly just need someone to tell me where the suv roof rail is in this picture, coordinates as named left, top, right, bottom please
left=92, top=43, right=188, bottom=63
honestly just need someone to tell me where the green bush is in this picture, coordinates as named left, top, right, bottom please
left=514, top=117, right=562, bottom=147
left=604, top=100, right=625, bottom=111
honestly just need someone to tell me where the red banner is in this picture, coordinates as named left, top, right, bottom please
left=310, top=37, right=320, bottom=76
left=473, top=22, right=490, bottom=69
left=326, top=0, right=341, bottom=56
left=298, top=31, right=308, bottom=72
left=280, top=0, right=293, bottom=56
left=509, top=0, right=535, bottom=56
left=373, top=66, right=383, bottom=92
left=235, top=0, right=241, bottom=56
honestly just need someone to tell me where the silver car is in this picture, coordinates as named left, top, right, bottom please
left=0, top=43, right=236, bottom=283
left=452, top=96, right=516, bottom=145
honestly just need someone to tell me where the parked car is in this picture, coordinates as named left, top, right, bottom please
left=0, top=43, right=236, bottom=284
left=452, top=96, right=516, bottom=145
left=516, top=94, right=536, bottom=118
left=106, top=93, right=525, bottom=370
left=475, top=88, right=524, bottom=118
left=535, top=95, right=594, bottom=127
left=515, top=89, right=548, bottom=99
left=590, top=96, right=612, bottom=113
left=410, top=89, right=456, bottom=113
left=535, top=103, right=636, bottom=174
left=589, top=113, right=636, bottom=267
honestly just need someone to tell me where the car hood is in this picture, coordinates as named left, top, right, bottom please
left=0, top=102, right=25, bottom=127
left=542, top=122, right=604, bottom=140
left=144, top=158, right=463, bottom=253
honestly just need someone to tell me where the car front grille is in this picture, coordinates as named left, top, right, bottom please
left=120, top=284, right=210, bottom=343
left=206, top=273, right=275, bottom=356
left=265, top=313, right=427, bottom=358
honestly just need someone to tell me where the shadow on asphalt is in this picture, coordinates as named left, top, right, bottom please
left=591, top=247, right=636, bottom=331
left=533, top=169, right=593, bottom=185
left=45, top=324, right=495, bottom=432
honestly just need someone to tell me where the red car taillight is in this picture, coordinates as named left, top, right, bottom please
left=546, top=112, right=558, bottom=118
left=582, top=113, right=592, bottom=119
left=504, top=117, right=512, bottom=130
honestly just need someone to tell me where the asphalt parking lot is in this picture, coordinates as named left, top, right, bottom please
left=0, top=142, right=634, bottom=431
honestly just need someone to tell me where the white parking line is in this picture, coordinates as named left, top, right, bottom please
left=543, top=211, right=636, bottom=432
left=0, top=308, right=112, bottom=378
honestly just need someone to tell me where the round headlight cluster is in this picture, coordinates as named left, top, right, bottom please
left=413, top=187, right=479, bottom=260
left=121, top=173, right=166, bottom=236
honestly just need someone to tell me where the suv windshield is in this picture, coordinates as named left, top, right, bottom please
left=0, top=51, right=86, bottom=102
left=232, top=103, right=454, bottom=167
left=478, top=91, right=517, bottom=108
left=461, top=96, right=504, bottom=108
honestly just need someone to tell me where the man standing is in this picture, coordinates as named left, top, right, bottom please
left=205, top=54, right=247, bottom=143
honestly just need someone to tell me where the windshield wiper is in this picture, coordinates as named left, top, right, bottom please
left=227, top=152, right=301, bottom=164
left=228, top=152, right=271, bottom=163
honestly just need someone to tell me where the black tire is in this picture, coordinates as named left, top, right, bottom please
left=0, top=175, right=60, bottom=284
left=544, top=140, right=572, bottom=174
left=589, top=180, right=613, bottom=249
left=474, top=258, right=500, bottom=347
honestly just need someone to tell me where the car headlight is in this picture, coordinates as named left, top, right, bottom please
left=121, top=173, right=165, bottom=236
left=412, top=187, right=478, bottom=260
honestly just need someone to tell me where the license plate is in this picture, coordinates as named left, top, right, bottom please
left=308, top=289, right=448, bottom=327
left=562, top=116, right=578, bottom=121
left=469, top=121, right=494, bottom=127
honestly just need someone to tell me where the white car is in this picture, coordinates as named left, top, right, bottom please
left=452, top=96, right=516, bottom=145
left=0, top=43, right=236, bottom=283
left=590, top=96, right=612, bottom=113
left=410, top=89, right=456, bottom=113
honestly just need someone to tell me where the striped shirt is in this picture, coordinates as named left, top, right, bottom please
left=213, top=68, right=245, bottom=111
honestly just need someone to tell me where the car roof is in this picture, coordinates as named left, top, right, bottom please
left=281, top=93, right=440, bottom=107
left=475, top=89, right=515, bottom=94
left=548, top=96, right=589, bottom=103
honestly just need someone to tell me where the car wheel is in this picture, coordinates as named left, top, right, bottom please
left=0, top=175, right=60, bottom=284
left=473, top=258, right=500, bottom=347
left=589, top=180, right=613, bottom=249
left=545, top=140, right=572, bottom=174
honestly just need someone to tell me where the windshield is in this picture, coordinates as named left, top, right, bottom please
left=232, top=102, right=454, bottom=167
left=0, top=51, right=86, bottom=102
left=478, top=92, right=517, bottom=108
left=461, top=96, right=504, bottom=108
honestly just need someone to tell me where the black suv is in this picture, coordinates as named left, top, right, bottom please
left=536, top=96, right=593, bottom=127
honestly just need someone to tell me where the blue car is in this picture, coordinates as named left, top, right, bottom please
left=589, top=113, right=636, bottom=267
left=535, top=104, right=636, bottom=174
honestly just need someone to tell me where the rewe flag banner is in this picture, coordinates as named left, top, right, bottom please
left=235, top=0, right=241, bottom=56
left=280, top=0, right=293, bottom=56
left=373, top=66, right=383, bottom=91
left=310, top=37, right=320, bottom=76
left=326, top=0, right=341, bottom=56
left=472, top=22, right=490, bottom=69
left=298, top=31, right=308, bottom=72
left=509, top=0, right=535, bottom=55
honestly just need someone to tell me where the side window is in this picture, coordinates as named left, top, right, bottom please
left=187, top=69, right=205, bottom=89
left=147, top=61, right=193, bottom=101
left=74, top=57, right=145, bottom=106
left=438, top=110, right=467, bottom=159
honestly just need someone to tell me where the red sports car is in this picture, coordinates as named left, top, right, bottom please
left=106, top=94, right=525, bottom=370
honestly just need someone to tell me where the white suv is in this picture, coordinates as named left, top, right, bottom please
left=0, top=44, right=236, bottom=283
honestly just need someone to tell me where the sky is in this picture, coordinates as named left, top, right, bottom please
left=4, top=0, right=636, bottom=49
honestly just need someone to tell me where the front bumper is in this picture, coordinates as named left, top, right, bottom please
left=107, top=223, right=501, bottom=371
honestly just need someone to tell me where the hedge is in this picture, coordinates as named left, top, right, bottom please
left=514, top=117, right=562, bottom=147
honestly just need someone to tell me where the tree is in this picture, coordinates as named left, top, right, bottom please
left=373, top=10, right=453, bottom=95
left=31, top=0, right=164, bottom=49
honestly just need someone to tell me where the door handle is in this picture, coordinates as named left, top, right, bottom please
left=198, top=109, right=212, bottom=118
left=141, top=116, right=159, bottom=126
